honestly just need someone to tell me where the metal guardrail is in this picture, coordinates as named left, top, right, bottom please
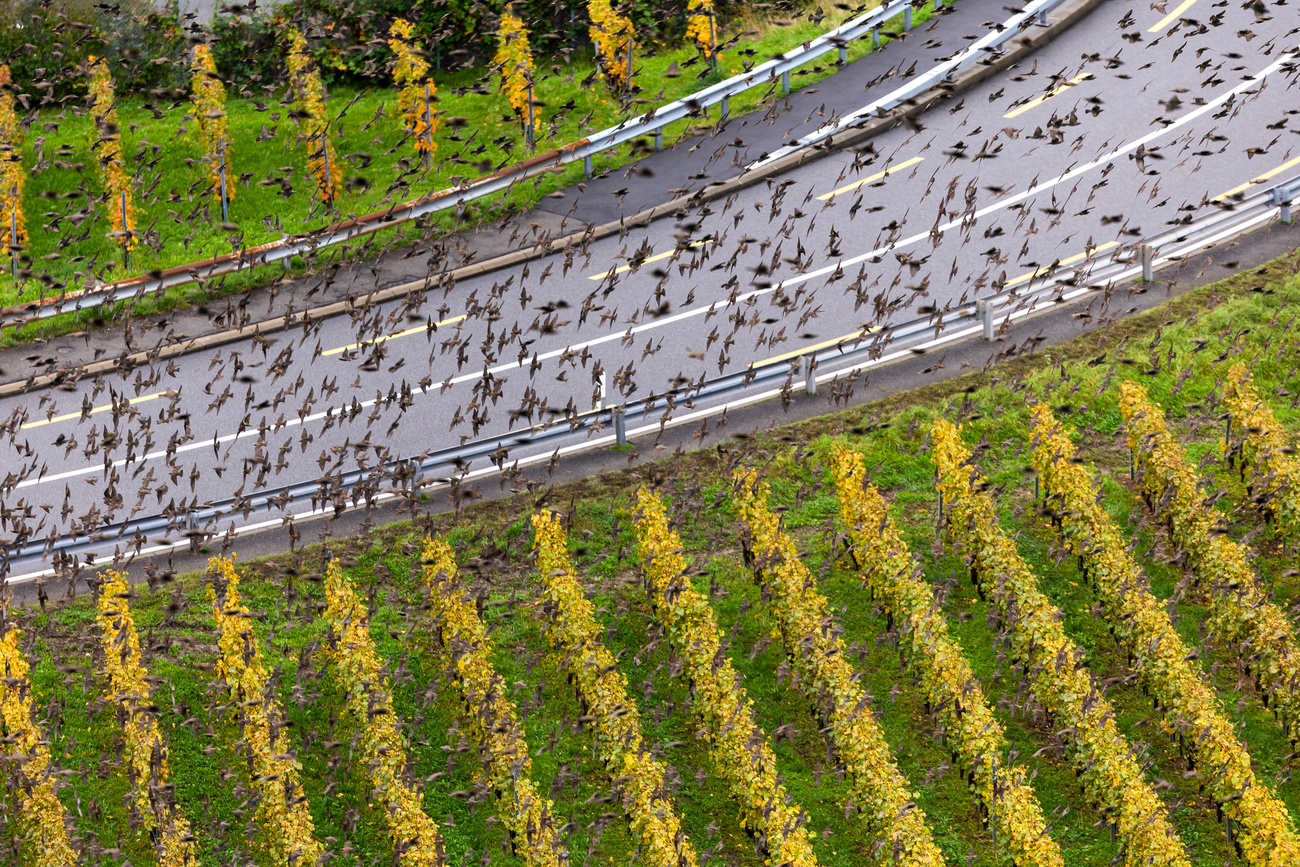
left=0, top=0, right=1008, bottom=331
left=749, top=0, right=1064, bottom=170
left=5, top=172, right=1296, bottom=579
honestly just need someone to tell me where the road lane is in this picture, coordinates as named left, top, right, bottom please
left=3, top=0, right=1298, bottom=581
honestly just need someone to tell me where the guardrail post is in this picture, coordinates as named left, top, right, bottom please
left=653, top=129, right=663, bottom=150
left=1035, top=8, right=1050, bottom=26
left=872, top=27, right=881, bottom=49
left=781, top=70, right=791, bottom=95
left=583, top=154, right=593, bottom=178
left=904, top=6, right=913, bottom=30
left=976, top=298, right=997, bottom=341
left=1138, top=244, right=1154, bottom=282
left=934, top=0, right=943, bottom=8
left=187, top=510, right=199, bottom=553
left=838, top=47, right=848, bottom=65
left=800, top=355, right=817, bottom=395
left=720, top=96, right=730, bottom=122
left=613, top=406, right=627, bottom=446
left=1271, top=185, right=1294, bottom=224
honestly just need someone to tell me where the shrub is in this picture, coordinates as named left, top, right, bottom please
left=189, top=44, right=232, bottom=203
left=493, top=10, right=536, bottom=132
left=0, top=64, right=26, bottom=259
left=388, top=18, right=437, bottom=164
left=87, top=54, right=136, bottom=251
left=588, top=0, right=635, bottom=95
left=285, top=27, right=343, bottom=206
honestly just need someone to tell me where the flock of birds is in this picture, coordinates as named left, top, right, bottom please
left=0, top=0, right=1296, bottom=597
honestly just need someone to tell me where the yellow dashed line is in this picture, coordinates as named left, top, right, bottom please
left=1213, top=155, right=1300, bottom=202
left=323, top=314, right=467, bottom=357
left=22, top=392, right=165, bottom=430
left=1003, top=73, right=1094, bottom=120
left=589, top=239, right=711, bottom=281
left=757, top=326, right=885, bottom=368
left=816, top=156, right=925, bottom=202
left=1003, top=242, right=1119, bottom=290
left=1149, top=0, right=1199, bottom=32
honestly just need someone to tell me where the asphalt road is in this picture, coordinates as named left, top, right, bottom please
left=4, top=0, right=1300, bottom=589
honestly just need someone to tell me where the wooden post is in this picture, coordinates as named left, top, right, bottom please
left=217, top=139, right=230, bottom=224
left=423, top=83, right=435, bottom=169
left=120, top=189, right=130, bottom=270
left=707, top=10, right=718, bottom=72
left=319, top=132, right=334, bottom=212
left=525, top=73, right=535, bottom=149
left=8, top=206, right=16, bottom=287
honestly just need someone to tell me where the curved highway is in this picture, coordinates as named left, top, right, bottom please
left=2, top=0, right=1298, bottom=586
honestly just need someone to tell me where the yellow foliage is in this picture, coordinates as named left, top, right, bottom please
left=285, top=28, right=343, bottom=204
left=0, top=603, right=78, bottom=867
left=421, top=538, right=566, bottom=867
left=1031, top=405, right=1300, bottom=867
left=0, top=63, right=26, bottom=257
left=685, top=0, right=717, bottom=61
left=1121, top=380, right=1300, bottom=743
left=189, top=44, right=233, bottom=203
left=932, top=419, right=1191, bottom=867
left=388, top=19, right=438, bottom=160
left=87, top=55, right=136, bottom=250
left=632, top=490, right=820, bottom=867
left=494, top=11, right=536, bottom=126
left=588, top=0, right=635, bottom=94
left=322, top=559, right=447, bottom=867
left=530, top=511, right=700, bottom=867
left=733, top=470, right=946, bottom=867
left=96, top=571, right=198, bottom=866
left=207, top=555, right=326, bottom=867
left=1223, top=362, right=1300, bottom=540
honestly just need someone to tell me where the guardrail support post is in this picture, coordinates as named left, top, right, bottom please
left=1138, top=244, right=1154, bottom=282
left=800, top=355, right=817, bottom=395
left=654, top=129, right=663, bottom=150
left=934, top=0, right=943, bottom=8
left=1275, top=187, right=1294, bottom=224
left=838, top=47, right=848, bottom=65
left=613, top=407, right=627, bottom=446
left=1035, top=8, right=1050, bottom=26
left=781, top=70, right=791, bottom=95
left=872, top=27, right=881, bottom=49
left=904, top=6, right=913, bottom=31
left=583, top=155, right=593, bottom=178
left=720, top=96, right=730, bottom=122
left=186, top=510, right=199, bottom=553
left=976, top=298, right=997, bottom=341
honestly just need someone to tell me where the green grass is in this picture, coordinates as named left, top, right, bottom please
left=8, top=228, right=1300, bottom=864
left=1, top=0, right=948, bottom=345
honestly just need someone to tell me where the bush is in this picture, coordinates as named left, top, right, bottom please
left=0, top=0, right=186, bottom=102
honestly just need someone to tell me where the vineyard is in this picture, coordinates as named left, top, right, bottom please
left=7, top=268, right=1300, bottom=867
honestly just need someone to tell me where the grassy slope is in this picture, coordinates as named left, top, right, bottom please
left=3, top=0, right=940, bottom=337
left=7, top=257, right=1300, bottom=866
